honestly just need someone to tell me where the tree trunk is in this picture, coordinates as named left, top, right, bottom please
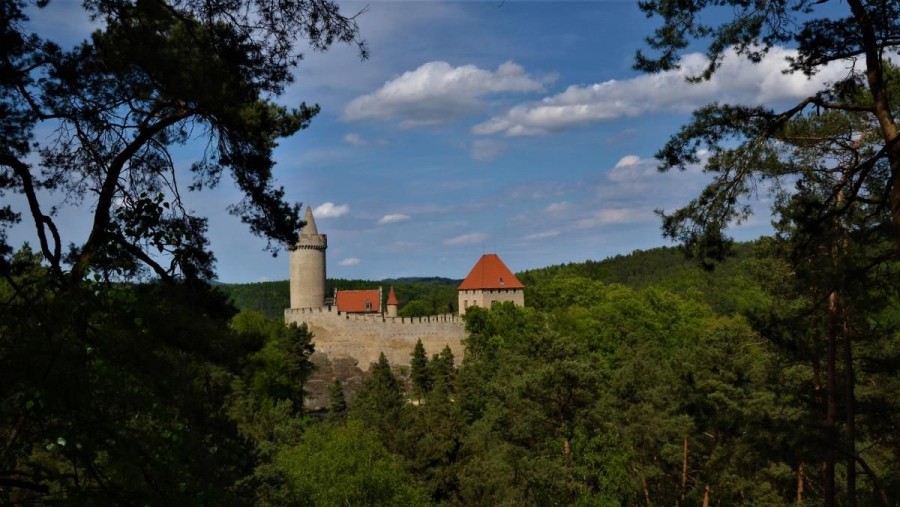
left=797, top=462, right=804, bottom=505
left=702, top=484, right=711, bottom=507
left=845, top=0, right=900, bottom=251
left=825, top=290, right=838, bottom=507
left=843, top=317, right=857, bottom=507
left=681, top=437, right=688, bottom=505
left=640, top=471, right=651, bottom=507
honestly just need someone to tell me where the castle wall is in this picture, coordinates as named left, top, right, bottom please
left=458, top=288, right=525, bottom=315
left=285, top=306, right=466, bottom=370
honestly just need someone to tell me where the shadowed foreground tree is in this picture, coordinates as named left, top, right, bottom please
left=638, top=2, right=900, bottom=505
left=0, top=0, right=364, bottom=502
left=1, top=0, right=365, bottom=283
left=0, top=246, right=263, bottom=504
left=637, top=0, right=900, bottom=264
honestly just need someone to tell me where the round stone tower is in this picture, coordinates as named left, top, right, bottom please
left=290, top=206, right=327, bottom=309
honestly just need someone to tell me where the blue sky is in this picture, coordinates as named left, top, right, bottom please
left=14, top=1, right=853, bottom=282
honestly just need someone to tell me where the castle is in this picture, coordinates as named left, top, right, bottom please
left=284, top=206, right=525, bottom=372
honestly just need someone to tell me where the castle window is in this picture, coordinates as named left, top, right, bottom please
left=365, top=300, right=372, bottom=311
left=499, top=277, right=505, bottom=286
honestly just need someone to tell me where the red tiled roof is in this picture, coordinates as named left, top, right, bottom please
left=335, top=289, right=381, bottom=313
left=386, top=286, right=398, bottom=306
left=458, top=254, right=524, bottom=291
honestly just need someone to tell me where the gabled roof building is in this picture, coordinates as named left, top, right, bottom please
left=457, top=254, right=525, bottom=316
left=334, top=288, right=382, bottom=314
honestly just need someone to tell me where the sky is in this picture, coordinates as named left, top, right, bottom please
left=14, top=0, right=854, bottom=282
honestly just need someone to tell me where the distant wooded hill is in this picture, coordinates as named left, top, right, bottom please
left=217, top=242, right=761, bottom=318
left=217, top=277, right=462, bottom=319
left=519, top=242, right=763, bottom=315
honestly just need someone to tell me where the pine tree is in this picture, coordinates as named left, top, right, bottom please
left=429, top=345, right=456, bottom=395
left=328, top=379, right=347, bottom=419
left=410, top=339, right=431, bottom=400
left=351, top=353, right=406, bottom=452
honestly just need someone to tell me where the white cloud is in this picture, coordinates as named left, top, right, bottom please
left=607, top=155, right=659, bottom=184
left=444, top=232, right=488, bottom=246
left=614, top=155, right=641, bottom=168
left=343, top=133, right=368, bottom=146
left=343, top=133, right=386, bottom=147
left=471, top=139, right=507, bottom=161
left=377, top=213, right=411, bottom=225
left=473, top=46, right=853, bottom=137
left=545, top=201, right=571, bottom=213
left=314, top=202, right=350, bottom=218
left=524, top=230, right=561, bottom=240
left=576, top=208, right=653, bottom=229
left=338, top=257, right=361, bottom=266
left=344, top=60, right=546, bottom=127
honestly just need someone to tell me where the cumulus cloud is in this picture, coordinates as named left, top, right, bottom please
left=344, top=61, right=546, bottom=127
left=444, top=232, right=488, bottom=246
left=314, top=202, right=350, bottom=218
left=473, top=46, right=853, bottom=137
left=615, top=155, right=641, bottom=168
left=377, top=213, right=411, bottom=225
left=471, top=139, right=507, bottom=161
left=338, top=257, right=361, bottom=266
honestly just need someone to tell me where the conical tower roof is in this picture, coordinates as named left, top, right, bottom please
left=301, top=205, right=318, bottom=236
left=387, top=286, right=398, bottom=306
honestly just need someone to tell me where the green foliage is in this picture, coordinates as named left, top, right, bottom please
left=635, top=30, right=900, bottom=500
left=520, top=242, right=766, bottom=315
left=410, top=339, right=431, bottom=399
left=350, top=353, right=406, bottom=451
left=220, top=281, right=290, bottom=319
left=275, top=421, right=429, bottom=507
left=1, top=1, right=364, bottom=498
left=429, top=345, right=456, bottom=394
left=325, top=275, right=833, bottom=506
left=0, top=249, right=258, bottom=504
left=327, top=379, right=348, bottom=419
left=231, top=310, right=315, bottom=408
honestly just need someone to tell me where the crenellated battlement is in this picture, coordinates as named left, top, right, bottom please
left=285, top=306, right=462, bottom=325
left=293, top=236, right=326, bottom=249
left=284, top=305, right=466, bottom=370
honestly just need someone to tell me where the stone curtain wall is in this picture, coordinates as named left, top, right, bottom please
left=284, top=306, right=466, bottom=370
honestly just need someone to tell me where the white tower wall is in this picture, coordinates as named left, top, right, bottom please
left=290, top=206, right=327, bottom=309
